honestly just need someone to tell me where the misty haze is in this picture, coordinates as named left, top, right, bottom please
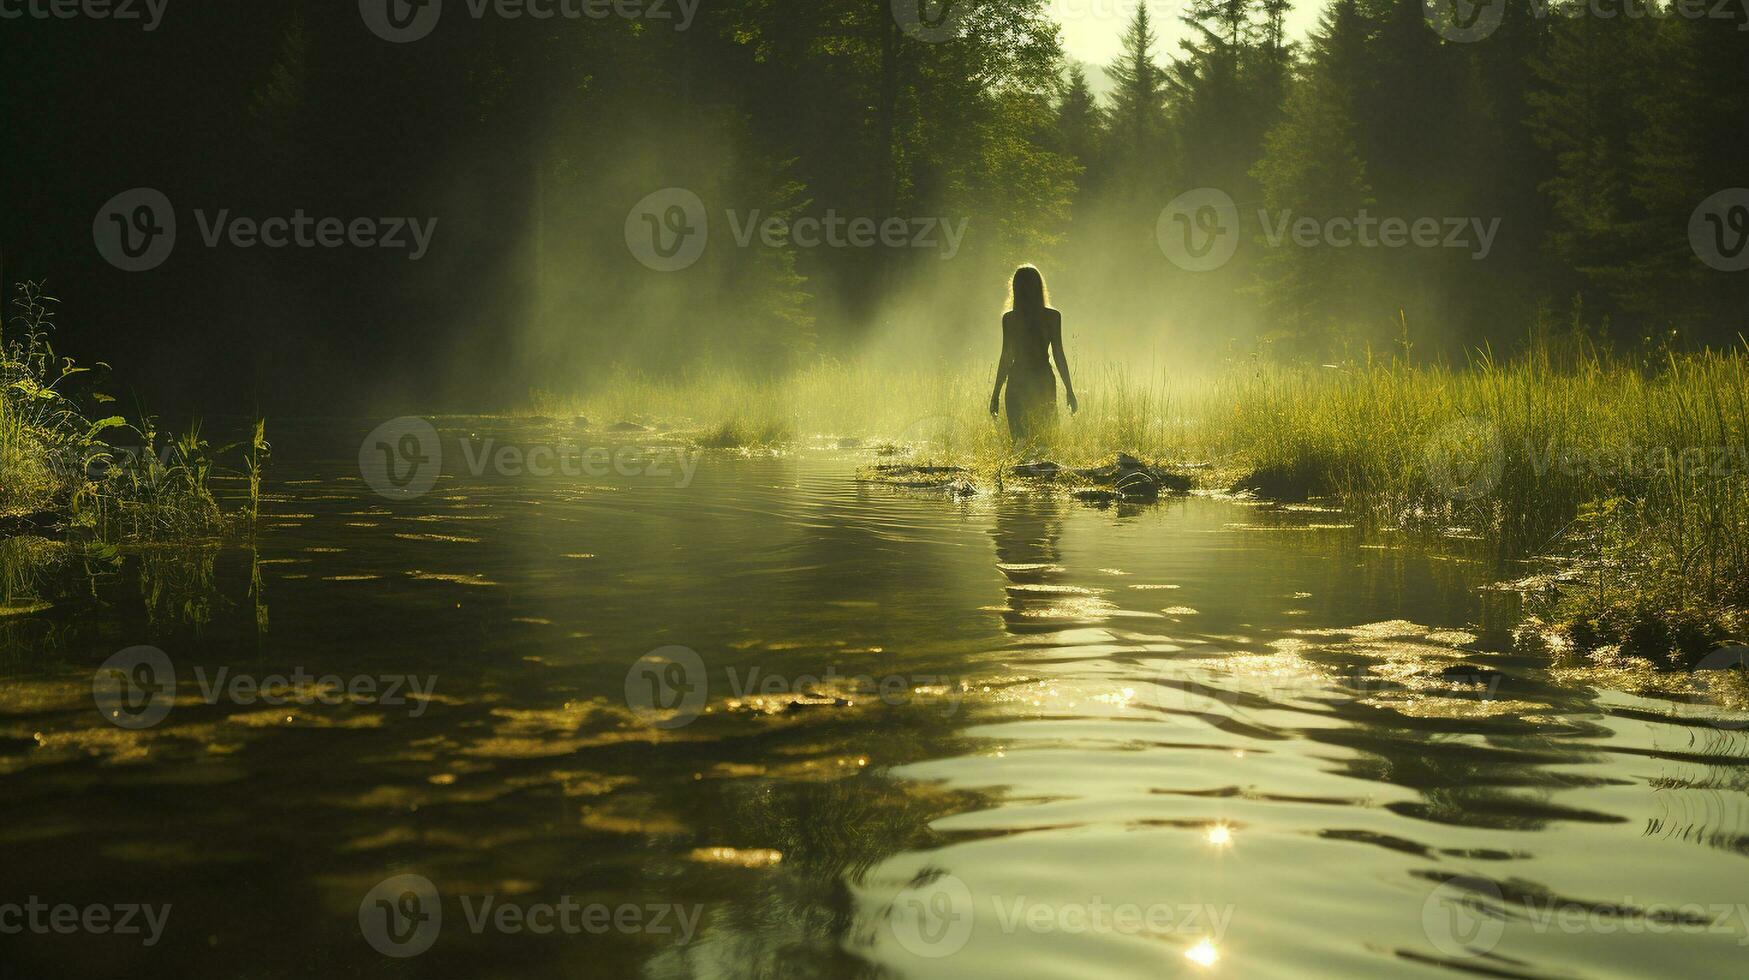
left=3, top=1, right=1748, bottom=978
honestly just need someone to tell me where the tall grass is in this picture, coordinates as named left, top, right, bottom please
left=1, top=282, right=121, bottom=519
left=2, top=282, right=267, bottom=542
left=531, top=338, right=1749, bottom=661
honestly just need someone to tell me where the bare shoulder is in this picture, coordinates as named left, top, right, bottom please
left=1045, top=307, right=1063, bottom=329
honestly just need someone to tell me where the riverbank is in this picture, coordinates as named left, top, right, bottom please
left=1, top=284, right=267, bottom=608
left=528, top=341, right=1749, bottom=668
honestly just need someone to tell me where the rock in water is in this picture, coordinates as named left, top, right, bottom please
left=0, top=511, right=63, bottom=540
left=1438, top=664, right=1504, bottom=686
left=1070, top=453, right=1192, bottom=500
left=859, top=464, right=974, bottom=495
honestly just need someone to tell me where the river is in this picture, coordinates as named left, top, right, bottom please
left=3, top=418, right=1747, bottom=979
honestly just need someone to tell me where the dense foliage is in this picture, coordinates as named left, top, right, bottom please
left=2, top=1, right=1745, bottom=409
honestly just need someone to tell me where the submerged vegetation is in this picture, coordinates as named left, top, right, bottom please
left=0, top=283, right=269, bottom=607
left=533, top=326, right=1749, bottom=669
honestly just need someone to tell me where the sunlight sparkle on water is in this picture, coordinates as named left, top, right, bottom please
left=1185, top=938, right=1219, bottom=967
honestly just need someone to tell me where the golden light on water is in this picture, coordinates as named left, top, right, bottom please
left=1205, top=823, right=1233, bottom=847
left=1185, top=938, right=1220, bottom=967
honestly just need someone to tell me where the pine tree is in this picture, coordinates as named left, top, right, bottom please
left=1250, top=0, right=1374, bottom=349
left=1526, top=7, right=1665, bottom=332
left=1104, top=3, right=1169, bottom=178
left=1169, top=0, right=1287, bottom=197
left=1056, top=63, right=1104, bottom=183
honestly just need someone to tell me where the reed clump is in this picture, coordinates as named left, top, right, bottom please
left=1, top=282, right=268, bottom=550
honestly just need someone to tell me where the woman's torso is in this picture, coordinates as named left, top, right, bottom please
left=1006, top=308, right=1057, bottom=374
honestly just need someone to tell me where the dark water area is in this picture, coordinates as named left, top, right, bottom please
left=3, top=420, right=1748, bottom=979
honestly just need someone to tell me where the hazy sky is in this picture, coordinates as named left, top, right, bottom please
left=1051, top=0, right=1325, bottom=89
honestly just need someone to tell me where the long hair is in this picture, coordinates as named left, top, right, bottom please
left=1007, top=265, right=1049, bottom=325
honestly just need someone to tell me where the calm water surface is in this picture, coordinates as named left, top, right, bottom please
left=4, top=419, right=1747, bottom=979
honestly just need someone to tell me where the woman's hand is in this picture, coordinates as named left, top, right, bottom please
left=1066, top=391, right=1079, bottom=415
left=989, top=394, right=1001, bottom=417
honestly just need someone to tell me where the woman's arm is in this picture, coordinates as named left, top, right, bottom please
left=1050, top=314, right=1077, bottom=413
left=990, top=316, right=1013, bottom=415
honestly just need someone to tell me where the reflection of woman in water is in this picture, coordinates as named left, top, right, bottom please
left=989, top=265, right=1077, bottom=440
left=990, top=494, right=1068, bottom=634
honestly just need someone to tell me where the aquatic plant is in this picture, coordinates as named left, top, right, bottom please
left=0, top=282, right=123, bottom=521
left=2, top=281, right=268, bottom=544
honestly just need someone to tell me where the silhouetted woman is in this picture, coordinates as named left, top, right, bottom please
left=989, top=265, right=1077, bottom=439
